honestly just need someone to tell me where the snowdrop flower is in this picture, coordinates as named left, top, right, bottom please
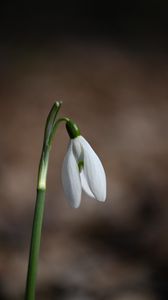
left=62, top=120, right=106, bottom=208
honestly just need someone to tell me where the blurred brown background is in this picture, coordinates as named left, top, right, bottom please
left=0, top=2, right=168, bottom=300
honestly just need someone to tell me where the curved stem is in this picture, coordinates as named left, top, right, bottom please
left=48, top=117, right=70, bottom=145
left=25, top=107, right=69, bottom=300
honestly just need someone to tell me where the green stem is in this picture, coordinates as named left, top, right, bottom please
left=25, top=189, right=46, bottom=300
left=24, top=104, right=69, bottom=300
left=25, top=143, right=50, bottom=300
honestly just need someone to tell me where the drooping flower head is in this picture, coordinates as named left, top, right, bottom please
left=62, top=120, right=106, bottom=208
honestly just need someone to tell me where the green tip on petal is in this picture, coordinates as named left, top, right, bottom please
left=66, top=120, right=80, bottom=139
left=78, top=160, right=84, bottom=172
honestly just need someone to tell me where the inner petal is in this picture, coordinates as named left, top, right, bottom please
left=80, top=171, right=95, bottom=198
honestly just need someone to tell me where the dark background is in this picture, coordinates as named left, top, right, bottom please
left=0, top=2, right=168, bottom=299
left=1, top=2, right=168, bottom=46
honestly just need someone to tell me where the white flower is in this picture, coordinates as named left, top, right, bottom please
left=62, top=135, right=106, bottom=208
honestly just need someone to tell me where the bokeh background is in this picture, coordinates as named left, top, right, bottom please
left=0, top=2, right=168, bottom=299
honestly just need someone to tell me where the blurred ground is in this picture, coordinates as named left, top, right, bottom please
left=0, top=38, right=168, bottom=300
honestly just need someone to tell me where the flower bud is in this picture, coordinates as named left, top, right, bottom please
left=66, top=120, right=80, bottom=139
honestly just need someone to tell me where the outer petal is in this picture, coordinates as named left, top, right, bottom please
left=80, top=171, right=95, bottom=198
left=79, top=136, right=106, bottom=202
left=61, top=142, right=82, bottom=208
left=72, top=136, right=82, bottom=161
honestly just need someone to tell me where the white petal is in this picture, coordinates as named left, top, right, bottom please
left=79, top=136, right=106, bottom=202
left=80, top=171, right=95, bottom=198
left=72, top=136, right=83, bottom=161
left=61, top=142, right=82, bottom=208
